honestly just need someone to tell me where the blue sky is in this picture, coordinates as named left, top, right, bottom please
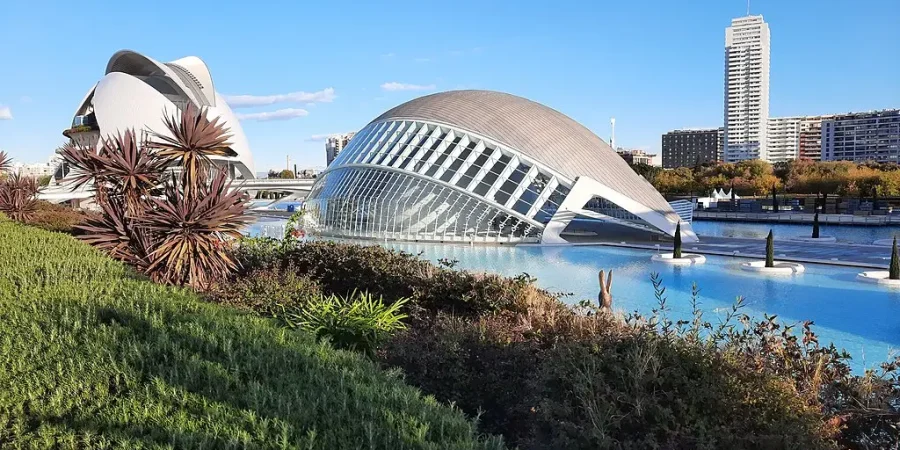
left=0, top=0, right=897, bottom=172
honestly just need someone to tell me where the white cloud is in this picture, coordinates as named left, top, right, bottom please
left=223, top=88, right=335, bottom=108
left=0, top=106, right=11, bottom=120
left=235, top=108, right=309, bottom=121
left=380, top=82, right=436, bottom=92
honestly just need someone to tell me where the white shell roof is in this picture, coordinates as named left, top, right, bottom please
left=374, top=90, right=677, bottom=221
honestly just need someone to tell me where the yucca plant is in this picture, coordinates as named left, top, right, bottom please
left=139, top=168, right=252, bottom=288
left=0, top=173, right=40, bottom=222
left=148, top=104, right=236, bottom=198
left=282, top=291, right=409, bottom=356
left=0, top=151, right=11, bottom=172
left=61, top=105, right=251, bottom=290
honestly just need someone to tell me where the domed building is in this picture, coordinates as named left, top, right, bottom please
left=59, top=50, right=254, bottom=181
left=305, top=90, right=696, bottom=244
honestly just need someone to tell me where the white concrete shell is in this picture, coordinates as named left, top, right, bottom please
left=64, top=50, right=254, bottom=179
left=306, top=90, right=695, bottom=244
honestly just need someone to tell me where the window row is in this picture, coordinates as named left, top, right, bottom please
left=327, top=119, right=572, bottom=223
left=305, top=167, right=543, bottom=242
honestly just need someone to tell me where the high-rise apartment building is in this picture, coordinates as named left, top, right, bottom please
left=325, top=132, right=357, bottom=166
left=798, top=115, right=832, bottom=161
left=661, top=128, right=723, bottom=168
left=766, top=115, right=834, bottom=162
left=822, top=110, right=900, bottom=162
left=766, top=117, right=801, bottom=162
left=723, top=15, right=771, bottom=163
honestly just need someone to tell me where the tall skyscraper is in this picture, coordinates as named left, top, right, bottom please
left=325, top=132, right=357, bottom=166
left=723, top=15, right=771, bottom=163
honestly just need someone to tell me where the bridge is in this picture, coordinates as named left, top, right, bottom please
left=38, top=177, right=317, bottom=206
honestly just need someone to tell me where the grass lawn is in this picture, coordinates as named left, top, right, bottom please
left=0, top=219, right=503, bottom=449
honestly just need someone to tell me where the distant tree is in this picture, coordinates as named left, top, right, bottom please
left=891, top=237, right=900, bottom=280
left=765, top=230, right=775, bottom=268
left=267, top=170, right=280, bottom=179
left=279, top=169, right=295, bottom=179
left=771, top=183, right=778, bottom=212
left=37, top=175, right=52, bottom=187
left=673, top=222, right=683, bottom=259
left=812, top=213, right=820, bottom=239
left=629, top=162, right=661, bottom=184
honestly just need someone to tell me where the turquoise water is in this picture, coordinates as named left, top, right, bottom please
left=244, top=218, right=900, bottom=372
left=693, top=219, right=900, bottom=244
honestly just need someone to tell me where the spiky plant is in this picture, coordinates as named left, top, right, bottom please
left=673, top=222, right=683, bottom=259
left=138, top=168, right=252, bottom=289
left=0, top=173, right=40, bottom=222
left=890, top=237, right=899, bottom=280
left=765, top=230, right=775, bottom=268
left=812, top=212, right=820, bottom=239
left=75, top=195, right=156, bottom=271
left=147, top=104, right=235, bottom=197
left=95, top=131, right=167, bottom=212
left=0, top=151, right=11, bottom=173
left=64, top=106, right=250, bottom=289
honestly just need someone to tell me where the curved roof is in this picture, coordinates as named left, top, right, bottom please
left=374, top=90, right=675, bottom=220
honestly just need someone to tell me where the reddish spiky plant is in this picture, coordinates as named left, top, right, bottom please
left=147, top=104, right=236, bottom=198
left=139, top=168, right=252, bottom=288
left=0, top=151, right=11, bottom=173
left=75, top=195, right=156, bottom=271
left=62, top=105, right=251, bottom=289
left=57, top=141, right=112, bottom=197
left=0, top=173, right=40, bottom=222
left=96, top=131, right=168, bottom=212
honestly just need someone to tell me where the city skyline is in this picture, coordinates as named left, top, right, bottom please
left=0, top=0, right=897, bottom=171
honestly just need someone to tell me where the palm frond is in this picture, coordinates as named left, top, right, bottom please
left=147, top=104, right=235, bottom=194
left=0, top=151, right=11, bottom=173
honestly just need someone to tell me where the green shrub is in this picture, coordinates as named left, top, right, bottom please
left=283, top=291, right=408, bottom=356
left=381, top=309, right=833, bottom=449
left=0, top=218, right=504, bottom=449
left=23, top=201, right=96, bottom=233
left=233, top=239, right=552, bottom=318
left=206, top=265, right=322, bottom=314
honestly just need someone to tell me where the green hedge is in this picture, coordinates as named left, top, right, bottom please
left=0, top=219, right=503, bottom=449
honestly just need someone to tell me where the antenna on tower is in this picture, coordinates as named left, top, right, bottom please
left=610, top=117, right=616, bottom=150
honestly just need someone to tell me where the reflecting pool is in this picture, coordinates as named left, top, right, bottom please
left=243, top=217, right=900, bottom=372
left=693, top=220, right=900, bottom=244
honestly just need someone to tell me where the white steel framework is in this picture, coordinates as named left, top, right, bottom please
left=306, top=91, right=697, bottom=244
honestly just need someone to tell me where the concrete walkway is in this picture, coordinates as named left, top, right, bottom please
left=591, top=236, right=894, bottom=269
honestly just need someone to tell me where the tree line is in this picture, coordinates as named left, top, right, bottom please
left=632, top=159, right=900, bottom=197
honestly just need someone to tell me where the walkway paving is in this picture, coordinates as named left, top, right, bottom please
left=592, top=236, right=894, bottom=269
left=694, top=211, right=900, bottom=226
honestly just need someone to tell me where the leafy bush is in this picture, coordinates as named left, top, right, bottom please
left=233, top=239, right=553, bottom=319
left=283, top=291, right=408, bottom=355
left=0, top=218, right=504, bottom=449
left=22, top=201, right=97, bottom=233
left=206, top=265, right=322, bottom=314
